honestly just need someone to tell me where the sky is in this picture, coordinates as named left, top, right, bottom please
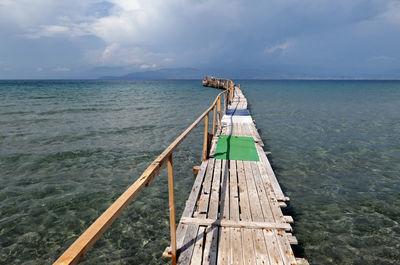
left=0, top=0, right=400, bottom=79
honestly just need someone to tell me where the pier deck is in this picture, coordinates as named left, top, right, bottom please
left=173, top=88, right=305, bottom=265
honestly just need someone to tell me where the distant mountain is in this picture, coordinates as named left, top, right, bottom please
left=98, top=66, right=400, bottom=80
left=99, top=67, right=205, bottom=80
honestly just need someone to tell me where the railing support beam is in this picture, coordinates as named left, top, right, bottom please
left=202, top=113, right=209, bottom=161
left=212, top=105, right=216, bottom=136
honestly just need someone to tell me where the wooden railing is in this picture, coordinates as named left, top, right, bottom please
left=54, top=83, right=236, bottom=265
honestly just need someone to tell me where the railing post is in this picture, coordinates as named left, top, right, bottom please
left=202, top=113, right=209, bottom=161
left=226, top=91, right=229, bottom=112
left=212, top=105, right=216, bottom=136
left=217, top=96, right=221, bottom=125
left=167, top=154, right=177, bottom=265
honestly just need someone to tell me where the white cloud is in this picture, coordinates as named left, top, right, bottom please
left=53, top=66, right=70, bottom=72
left=111, top=0, right=140, bottom=11
left=139, top=64, right=157, bottom=70
left=163, top=58, right=174, bottom=63
left=85, top=43, right=142, bottom=66
left=264, top=41, right=292, bottom=54
left=36, top=67, right=43, bottom=72
left=381, top=1, right=400, bottom=24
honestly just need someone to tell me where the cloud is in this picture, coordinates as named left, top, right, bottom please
left=53, top=66, right=70, bottom=72
left=264, top=41, right=292, bottom=54
left=139, top=64, right=157, bottom=70
left=380, top=1, right=400, bottom=24
left=36, top=67, right=44, bottom=72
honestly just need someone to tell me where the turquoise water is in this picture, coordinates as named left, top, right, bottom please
left=0, top=80, right=399, bottom=264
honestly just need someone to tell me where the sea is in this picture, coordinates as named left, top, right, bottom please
left=0, top=80, right=399, bottom=265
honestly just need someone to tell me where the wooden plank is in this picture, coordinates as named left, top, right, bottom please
left=285, top=233, right=298, bottom=245
left=241, top=228, right=256, bottom=265
left=262, top=229, right=285, bottom=265
left=178, top=225, right=200, bottom=265
left=276, top=229, right=297, bottom=265
left=231, top=228, right=243, bottom=265
left=250, top=162, right=285, bottom=224
left=255, top=144, right=286, bottom=201
left=229, top=160, right=240, bottom=221
left=253, top=228, right=270, bottom=265
left=190, top=227, right=206, bottom=265
left=283, top=216, right=294, bottom=224
left=243, top=160, right=274, bottom=265
left=249, top=160, right=289, bottom=265
left=296, top=258, right=309, bottom=265
left=246, top=123, right=264, bottom=146
left=217, top=159, right=230, bottom=264
left=220, top=159, right=229, bottom=220
left=208, top=159, right=221, bottom=219
left=202, top=226, right=218, bottom=265
left=195, top=159, right=215, bottom=218
left=179, top=218, right=291, bottom=230
left=229, top=160, right=243, bottom=265
left=243, top=161, right=264, bottom=222
left=202, top=158, right=221, bottom=265
left=237, top=161, right=252, bottom=221
left=217, top=227, right=230, bottom=265
left=236, top=160, right=257, bottom=265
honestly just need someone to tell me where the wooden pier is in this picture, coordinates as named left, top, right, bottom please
left=203, top=77, right=235, bottom=90
left=54, top=80, right=308, bottom=265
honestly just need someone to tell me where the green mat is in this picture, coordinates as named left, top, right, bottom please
left=214, top=135, right=259, bottom=161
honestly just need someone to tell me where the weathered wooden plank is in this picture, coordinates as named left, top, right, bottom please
left=217, top=227, right=230, bottom=265
left=285, top=233, right=298, bottom=245
left=177, top=225, right=200, bottom=264
left=263, top=229, right=285, bottom=265
left=229, top=160, right=240, bottom=221
left=241, top=228, right=256, bottom=265
left=250, top=162, right=285, bottom=224
left=249, top=158, right=288, bottom=265
left=217, top=159, right=230, bottom=265
left=229, top=160, right=243, bottom=265
left=255, top=144, right=286, bottom=201
left=253, top=228, right=270, bottom=265
left=190, top=227, right=206, bottom=265
left=179, top=218, right=291, bottom=230
left=208, top=159, right=221, bottom=219
left=195, top=159, right=215, bottom=218
left=220, top=159, right=229, bottom=220
left=243, top=161, right=264, bottom=222
left=202, top=158, right=221, bottom=265
left=237, top=160, right=257, bottom=265
left=283, top=216, right=294, bottom=224
left=276, top=229, right=297, bottom=265
left=202, top=226, right=218, bottom=265
left=237, top=161, right=251, bottom=221
left=243, top=160, right=277, bottom=265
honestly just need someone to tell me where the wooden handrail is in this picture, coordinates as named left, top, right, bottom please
left=54, top=84, right=235, bottom=265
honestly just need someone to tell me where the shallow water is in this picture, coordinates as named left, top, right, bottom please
left=0, top=80, right=399, bottom=264
left=244, top=80, right=400, bottom=265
